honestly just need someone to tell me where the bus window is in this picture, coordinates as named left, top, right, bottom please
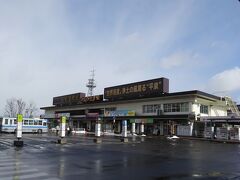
left=4, top=119, right=8, bottom=125
left=24, top=120, right=29, bottom=125
left=14, top=119, right=17, bottom=124
left=43, top=122, right=47, bottom=126
left=34, top=120, right=38, bottom=125
left=10, top=119, right=13, bottom=125
left=29, top=120, right=33, bottom=125
left=38, top=120, right=42, bottom=125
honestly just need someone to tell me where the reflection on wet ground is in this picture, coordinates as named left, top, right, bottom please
left=0, top=134, right=240, bottom=179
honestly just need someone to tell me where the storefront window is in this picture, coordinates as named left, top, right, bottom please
left=163, top=102, right=189, bottom=112
left=200, top=104, right=208, bottom=114
left=180, top=103, right=189, bottom=112
left=143, top=104, right=161, bottom=113
left=163, top=104, right=172, bottom=112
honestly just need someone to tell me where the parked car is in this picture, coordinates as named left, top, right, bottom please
left=71, top=128, right=86, bottom=134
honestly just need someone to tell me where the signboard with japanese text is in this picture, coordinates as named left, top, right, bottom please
left=53, top=93, right=103, bottom=106
left=104, top=77, right=169, bottom=101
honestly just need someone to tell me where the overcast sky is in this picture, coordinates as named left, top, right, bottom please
left=0, top=0, right=240, bottom=115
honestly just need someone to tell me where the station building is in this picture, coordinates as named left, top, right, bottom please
left=40, top=77, right=238, bottom=136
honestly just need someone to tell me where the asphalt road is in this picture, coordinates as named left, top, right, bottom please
left=0, top=133, right=240, bottom=180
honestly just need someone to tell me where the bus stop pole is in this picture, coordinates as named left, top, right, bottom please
left=57, top=116, right=67, bottom=144
left=121, top=120, right=128, bottom=142
left=132, top=122, right=136, bottom=135
left=94, top=118, right=102, bottom=143
left=140, top=123, right=145, bottom=136
left=14, top=114, right=24, bottom=147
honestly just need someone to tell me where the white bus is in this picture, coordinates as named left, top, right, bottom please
left=0, top=117, right=48, bottom=134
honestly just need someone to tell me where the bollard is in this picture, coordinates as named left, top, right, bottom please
left=132, top=135, right=136, bottom=142
left=141, top=137, right=145, bottom=142
left=57, top=116, right=67, bottom=144
left=140, top=123, right=146, bottom=136
left=95, top=123, right=101, bottom=137
left=14, top=114, right=24, bottom=147
left=121, top=120, right=128, bottom=142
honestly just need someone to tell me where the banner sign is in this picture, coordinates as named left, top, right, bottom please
left=130, top=118, right=153, bottom=124
left=86, top=113, right=99, bottom=118
left=53, top=92, right=103, bottom=106
left=104, top=110, right=135, bottom=117
left=104, top=77, right=169, bottom=101
left=55, top=113, right=70, bottom=118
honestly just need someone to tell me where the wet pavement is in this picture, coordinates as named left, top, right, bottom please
left=0, top=133, right=240, bottom=180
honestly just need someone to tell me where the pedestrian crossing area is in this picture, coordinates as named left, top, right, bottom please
left=0, top=151, right=60, bottom=180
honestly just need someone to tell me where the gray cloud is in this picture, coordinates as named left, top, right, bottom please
left=159, top=51, right=197, bottom=69
left=207, top=67, right=240, bottom=94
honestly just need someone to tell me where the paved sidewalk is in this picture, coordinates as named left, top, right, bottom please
left=180, top=136, right=240, bottom=144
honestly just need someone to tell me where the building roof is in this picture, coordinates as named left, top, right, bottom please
left=40, top=90, right=222, bottom=110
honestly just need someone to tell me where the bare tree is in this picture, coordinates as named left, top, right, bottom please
left=16, top=98, right=26, bottom=115
left=25, top=101, right=38, bottom=118
left=4, top=98, right=38, bottom=118
left=4, top=98, right=17, bottom=117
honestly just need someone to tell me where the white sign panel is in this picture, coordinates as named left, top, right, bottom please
left=177, top=125, right=193, bottom=136
left=229, top=128, right=240, bottom=141
left=216, top=127, right=228, bottom=140
left=204, top=127, right=214, bottom=138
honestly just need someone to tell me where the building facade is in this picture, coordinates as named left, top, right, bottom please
left=41, top=77, right=235, bottom=136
